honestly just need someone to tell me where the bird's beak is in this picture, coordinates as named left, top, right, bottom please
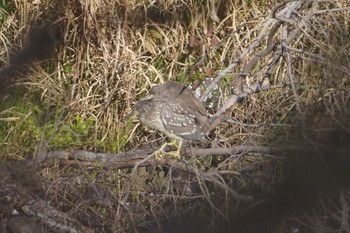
left=128, top=94, right=154, bottom=121
left=140, top=94, right=154, bottom=101
left=126, top=109, right=139, bottom=121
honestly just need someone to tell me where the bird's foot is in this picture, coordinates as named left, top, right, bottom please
left=154, top=149, right=180, bottom=161
left=153, top=150, right=165, bottom=161
left=153, top=142, right=168, bottom=161
left=167, top=149, right=181, bottom=160
left=152, top=140, right=181, bottom=161
left=166, top=140, right=181, bottom=160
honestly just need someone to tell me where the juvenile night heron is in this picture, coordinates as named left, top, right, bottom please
left=135, top=81, right=210, bottom=159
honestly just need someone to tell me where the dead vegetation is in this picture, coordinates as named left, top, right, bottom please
left=0, top=0, right=350, bottom=232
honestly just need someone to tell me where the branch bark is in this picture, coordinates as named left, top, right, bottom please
left=25, top=145, right=349, bottom=170
left=0, top=163, right=94, bottom=233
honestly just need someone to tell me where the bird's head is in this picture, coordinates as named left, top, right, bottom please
left=134, top=93, right=155, bottom=118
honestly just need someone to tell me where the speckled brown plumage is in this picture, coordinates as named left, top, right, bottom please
left=135, top=81, right=209, bottom=158
left=135, top=81, right=209, bottom=141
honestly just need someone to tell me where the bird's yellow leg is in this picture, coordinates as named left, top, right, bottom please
left=167, top=140, right=182, bottom=160
left=153, top=142, right=168, bottom=160
left=153, top=140, right=182, bottom=160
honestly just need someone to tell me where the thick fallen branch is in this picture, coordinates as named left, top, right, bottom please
left=25, top=144, right=348, bottom=170
left=25, top=148, right=156, bottom=170
left=0, top=163, right=94, bottom=233
left=22, top=199, right=94, bottom=233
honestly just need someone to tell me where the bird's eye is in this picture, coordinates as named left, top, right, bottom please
left=149, top=86, right=157, bottom=94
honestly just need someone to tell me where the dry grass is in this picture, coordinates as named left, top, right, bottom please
left=0, top=0, right=349, bottom=232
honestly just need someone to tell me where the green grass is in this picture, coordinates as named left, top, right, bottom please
left=0, top=87, right=100, bottom=157
left=0, top=88, right=39, bottom=157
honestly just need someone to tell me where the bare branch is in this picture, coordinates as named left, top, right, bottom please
left=199, top=18, right=275, bottom=101
left=26, top=145, right=350, bottom=170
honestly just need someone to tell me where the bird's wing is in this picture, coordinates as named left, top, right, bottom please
left=158, top=100, right=206, bottom=141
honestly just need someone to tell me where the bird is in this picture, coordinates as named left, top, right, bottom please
left=135, top=81, right=210, bottom=159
